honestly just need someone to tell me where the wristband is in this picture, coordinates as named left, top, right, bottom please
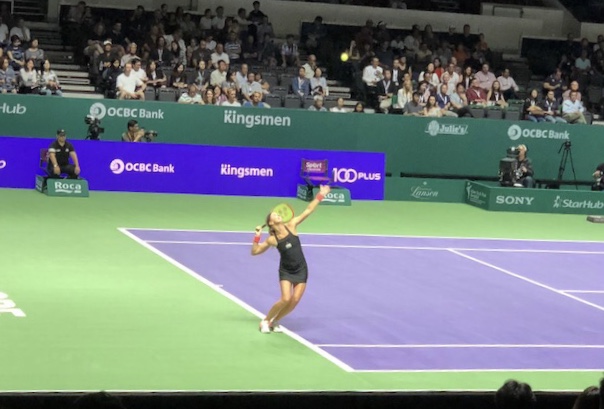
left=253, top=235, right=260, bottom=243
left=316, top=193, right=324, bottom=202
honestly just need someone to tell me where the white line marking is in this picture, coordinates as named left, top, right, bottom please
left=352, top=369, right=604, bottom=373
left=562, top=290, right=604, bottom=294
left=144, top=240, right=604, bottom=255
left=317, top=344, right=604, bottom=349
left=117, top=228, right=354, bottom=373
left=120, top=227, right=604, bottom=245
left=448, top=249, right=604, bottom=314
left=0, top=387, right=597, bottom=392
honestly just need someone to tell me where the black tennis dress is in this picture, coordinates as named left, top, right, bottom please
left=275, top=226, right=308, bottom=284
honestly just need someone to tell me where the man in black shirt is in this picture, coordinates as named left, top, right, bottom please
left=516, top=144, right=535, bottom=188
left=47, top=129, right=81, bottom=179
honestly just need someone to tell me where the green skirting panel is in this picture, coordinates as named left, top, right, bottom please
left=465, top=180, right=604, bottom=214
left=385, top=177, right=467, bottom=203
left=35, top=175, right=89, bottom=197
left=296, top=184, right=351, bottom=206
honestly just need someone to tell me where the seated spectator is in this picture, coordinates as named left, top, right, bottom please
left=145, top=60, right=166, bottom=96
left=224, top=31, right=242, bottom=63
left=84, top=23, right=106, bottom=70
left=461, top=65, right=474, bottom=90
left=377, top=68, right=396, bottom=113
left=241, top=34, right=259, bottom=63
left=375, top=40, right=394, bottom=69
left=423, top=95, right=442, bottom=117
left=212, top=6, right=226, bottom=32
left=9, top=17, right=31, bottom=43
left=170, top=63, right=188, bottom=91
left=211, top=43, right=230, bottom=69
left=303, top=16, right=326, bottom=53
left=404, top=92, right=423, bottom=116
left=107, top=22, right=129, bottom=57
left=450, top=83, right=473, bottom=117
left=495, top=380, right=535, bottom=409
left=362, top=57, right=383, bottom=108
left=543, top=68, right=565, bottom=101
left=281, top=34, right=300, bottom=67
left=308, top=95, right=327, bottom=111
left=475, top=63, right=496, bottom=92
left=256, top=16, right=274, bottom=46
left=254, top=72, right=270, bottom=95
left=292, top=67, right=311, bottom=97
left=101, top=58, right=121, bottom=97
left=243, top=91, right=268, bottom=108
left=178, top=84, right=202, bottom=104
left=303, top=54, right=318, bottom=80
left=0, top=16, right=8, bottom=46
left=210, top=59, right=228, bottom=87
left=39, top=59, right=62, bottom=96
left=0, top=56, right=18, bottom=94
left=199, top=8, right=213, bottom=35
left=169, top=40, right=183, bottom=66
left=347, top=40, right=361, bottom=62
left=191, top=39, right=211, bottom=68
left=467, top=77, right=487, bottom=104
left=202, top=88, right=215, bottom=105
left=330, top=97, right=348, bottom=113
left=524, top=89, right=545, bottom=122
left=194, top=60, right=210, bottom=91
left=242, top=72, right=263, bottom=102
left=396, top=80, right=414, bottom=110
left=390, top=34, right=405, bottom=57
left=131, top=58, right=147, bottom=82
left=562, top=90, right=587, bottom=124
left=150, top=36, right=172, bottom=69
left=310, top=67, right=328, bottom=96
left=562, top=80, right=582, bottom=101
left=497, top=68, right=519, bottom=101
left=435, top=84, right=458, bottom=117
left=221, top=88, right=241, bottom=107
left=116, top=62, right=145, bottom=100
left=487, top=80, right=507, bottom=107
left=24, top=38, right=44, bottom=66
left=419, top=62, right=440, bottom=88
left=415, top=43, right=433, bottom=65
left=97, top=40, right=116, bottom=79
left=6, top=35, right=25, bottom=71
left=353, top=101, right=365, bottom=113
left=213, top=85, right=226, bottom=105
left=453, top=43, right=469, bottom=68
left=260, top=34, right=278, bottom=67
left=540, top=89, right=566, bottom=124
left=19, top=58, right=38, bottom=93
left=142, top=24, right=161, bottom=62
left=222, top=71, right=240, bottom=95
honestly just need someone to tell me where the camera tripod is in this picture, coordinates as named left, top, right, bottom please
left=557, top=140, right=578, bottom=190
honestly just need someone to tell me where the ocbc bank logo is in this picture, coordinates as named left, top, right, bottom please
left=0, top=160, right=6, bottom=170
left=332, top=168, right=382, bottom=183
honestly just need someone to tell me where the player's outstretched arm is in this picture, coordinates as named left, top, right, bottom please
left=292, top=185, right=330, bottom=226
left=251, top=225, right=272, bottom=256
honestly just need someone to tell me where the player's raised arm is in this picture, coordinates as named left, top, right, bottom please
left=292, top=185, right=330, bottom=226
left=251, top=225, right=272, bottom=256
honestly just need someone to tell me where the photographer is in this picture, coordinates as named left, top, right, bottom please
left=592, top=163, right=604, bottom=191
left=122, top=119, right=145, bottom=142
left=516, top=144, right=535, bottom=188
left=47, top=129, right=81, bottom=179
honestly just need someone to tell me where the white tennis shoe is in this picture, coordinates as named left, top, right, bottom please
left=270, top=321, right=283, bottom=333
left=259, top=319, right=271, bottom=334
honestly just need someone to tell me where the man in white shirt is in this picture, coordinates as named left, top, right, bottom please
left=178, top=84, right=202, bottom=104
left=242, top=72, right=263, bottom=102
left=303, top=54, right=317, bottom=80
left=210, top=60, right=228, bottom=87
left=474, top=63, right=496, bottom=92
left=199, top=8, right=213, bottom=32
left=212, top=6, right=226, bottom=31
left=221, top=88, right=242, bottom=107
left=236, top=64, right=249, bottom=90
left=9, top=18, right=31, bottom=42
left=116, top=62, right=145, bottom=100
left=210, top=43, right=230, bottom=69
left=562, top=91, right=587, bottom=124
left=497, top=68, right=519, bottom=100
left=131, top=59, right=147, bottom=82
left=362, top=57, right=383, bottom=108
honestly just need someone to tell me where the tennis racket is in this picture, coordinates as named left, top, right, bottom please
left=261, top=203, right=295, bottom=228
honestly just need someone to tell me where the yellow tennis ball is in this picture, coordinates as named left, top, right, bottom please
left=340, top=52, right=349, bottom=62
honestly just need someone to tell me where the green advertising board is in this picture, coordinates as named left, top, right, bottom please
left=1, top=95, right=602, bottom=181
left=296, top=184, right=351, bottom=206
left=36, top=175, right=89, bottom=197
left=385, top=177, right=467, bottom=203
left=465, top=181, right=604, bottom=214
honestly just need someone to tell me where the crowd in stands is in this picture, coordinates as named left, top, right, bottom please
left=0, top=10, right=62, bottom=96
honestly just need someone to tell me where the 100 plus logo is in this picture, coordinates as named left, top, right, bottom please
left=332, top=168, right=382, bottom=183
left=110, top=159, right=175, bottom=174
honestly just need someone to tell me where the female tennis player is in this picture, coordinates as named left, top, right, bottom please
left=251, top=185, right=330, bottom=333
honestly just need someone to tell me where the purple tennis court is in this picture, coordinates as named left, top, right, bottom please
left=123, top=229, right=604, bottom=372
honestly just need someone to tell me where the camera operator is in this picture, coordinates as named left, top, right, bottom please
left=122, top=119, right=145, bottom=142
left=47, top=129, right=81, bottom=179
left=592, top=163, right=604, bottom=191
left=516, top=144, right=535, bottom=188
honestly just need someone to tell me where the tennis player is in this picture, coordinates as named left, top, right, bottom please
left=251, top=185, right=330, bottom=333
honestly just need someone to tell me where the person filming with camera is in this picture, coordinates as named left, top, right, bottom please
left=592, top=163, right=604, bottom=191
left=122, top=119, right=145, bottom=142
left=516, top=144, right=535, bottom=188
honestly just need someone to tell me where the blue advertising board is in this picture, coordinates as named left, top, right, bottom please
left=0, top=137, right=385, bottom=200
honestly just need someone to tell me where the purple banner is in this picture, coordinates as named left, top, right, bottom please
left=0, top=137, right=385, bottom=199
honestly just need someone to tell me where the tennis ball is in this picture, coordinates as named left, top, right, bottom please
left=340, top=52, right=349, bottom=62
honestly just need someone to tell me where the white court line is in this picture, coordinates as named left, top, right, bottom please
left=144, top=240, right=604, bottom=255
left=317, top=344, right=604, bottom=349
left=123, top=227, right=604, bottom=245
left=353, top=369, right=603, bottom=374
left=562, top=290, right=604, bottom=294
left=117, top=228, right=354, bottom=373
left=449, top=249, right=604, bottom=314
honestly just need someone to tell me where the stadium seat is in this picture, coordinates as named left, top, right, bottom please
left=284, top=95, right=302, bottom=109
left=144, top=87, right=157, bottom=101
left=158, top=88, right=178, bottom=102
left=303, top=96, right=315, bottom=109
left=324, top=96, right=338, bottom=109
left=264, top=94, right=283, bottom=108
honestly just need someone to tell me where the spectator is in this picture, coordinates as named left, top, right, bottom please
left=225, top=32, right=242, bottom=62
left=403, top=26, right=420, bottom=63
left=211, top=43, right=230, bottom=69
left=170, top=63, right=187, bottom=90
left=0, top=57, right=18, bottom=94
left=403, top=92, right=422, bottom=116
left=524, top=88, right=545, bottom=122
left=467, top=77, right=487, bottom=104
left=543, top=68, right=565, bottom=101
left=461, top=65, right=474, bottom=90
left=150, top=36, right=172, bottom=68
left=292, top=66, right=311, bottom=97
left=221, top=87, right=241, bottom=107
left=495, top=380, right=536, bottom=409
left=281, top=34, right=300, bottom=67
left=562, top=80, right=582, bottom=101
left=98, top=40, right=116, bottom=79
left=450, top=83, right=473, bottom=117
left=199, top=9, right=213, bottom=35
left=243, top=91, right=268, bottom=107
left=116, top=62, right=145, bottom=100
left=303, top=54, right=318, bottom=80
left=310, top=67, right=328, bottom=96
left=377, top=68, right=396, bottom=113
left=254, top=72, right=270, bottom=95
left=39, top=59, right=62, bottom=96
left=169, top=40, right=183, bottom=66
left=308, top=95, right=327, bottom=111
left=142, top=24, right=162, bottom=61
left=101, top=58, right=121, bottom=97
left=303, top=16, right=326, bottom=53
left=0, top=16, right=8, bottom=46
left=353, top=101, right=365, bottom=113
left=24, top=38, right=44, bottom=66
left=419, top=62, right=439, bottom=88
left=212, top=6, right=226, bottom=31
left=260, top=34, right=278, bottom=67
left=562, top=90, right=587, bottom=124
left=541, top=90, right=566, bottom=123
left=108, top=22, right=128, bottom=56
left=241, top=34, right=259, bottom=63
left=330, top=97, right=348, bottom=113
left=202, top=88, right=215, bottom=105
left=242, top=72, right=262, bottom=102
left=475, top=63, right=496, bottom=92
left=127, top=5, right=148, bottom=44
left=6, top=35, right=25, bottom=71
left=19, top=58, right=38, bottom=93
left=256, top=16, right=274, bottom=46
left=83, top=23, right=106, bottom=70
left=121, top=42, right=139, bottom=67
left=131, top=58, right=147, bottom=82
left=210, top=59, right=228, bottom=87
left=145, top=60, right=166, bottom=97
left=423, top=94, right=442, bottom=117
left=396, top=79, right=414, bottom=110
left=375, top=40, right=394, bottom=69
left=571, top=386, right=600, bottom=409
left=436, top=84, right=459, bottom=117
left=47, top=129, right=81, bottom=181
left=9, top=17, right=31, bottom=43
left=362, top=57, right=383, bottom=107
left=487, top=80, right=507, bottom=107
left=497, top=68, right=519, bottom=101
left=416, top=43, right=433, bottom=64
left=178, top=84, right=202, bottom=104
left=453, top=43, right=470, bottom=68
